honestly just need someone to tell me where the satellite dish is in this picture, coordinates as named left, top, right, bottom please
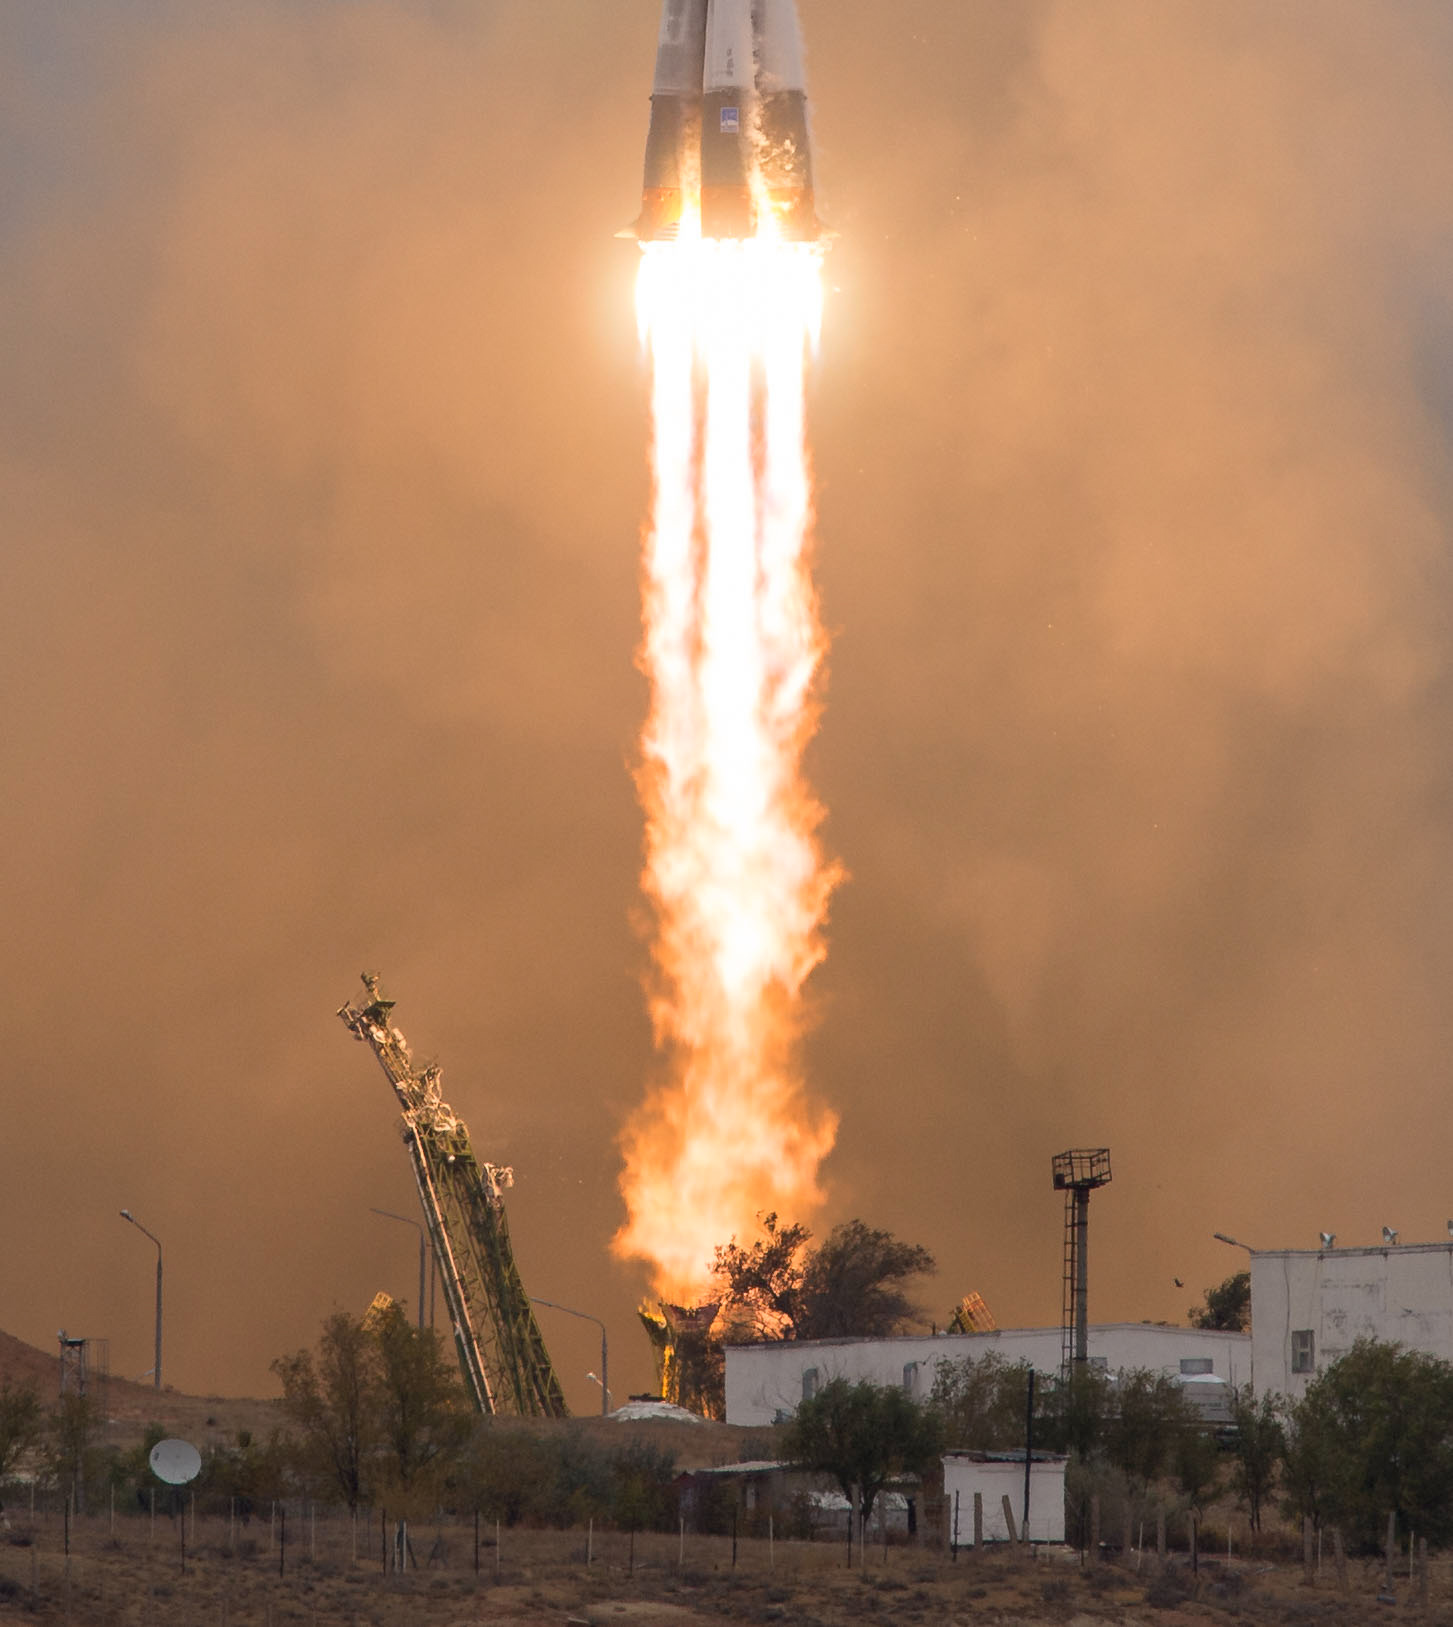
left=1382, top=1226, right=1400, bottom=1246
left=149, top=1439, right=202, bottom=1486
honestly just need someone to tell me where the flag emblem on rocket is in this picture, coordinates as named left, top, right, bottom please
left=629, top=0, right=821, bottom=243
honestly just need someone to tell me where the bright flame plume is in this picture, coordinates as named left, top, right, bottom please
left=614, top=234, right=839, bottom=1303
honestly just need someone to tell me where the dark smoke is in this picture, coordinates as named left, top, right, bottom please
left=2, top=0, right=1451, bottom=1401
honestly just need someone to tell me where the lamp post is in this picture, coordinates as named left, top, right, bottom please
left=119, top=1210, right=162, bottom=1390
left=1213, top=1232, right=1255, bottom=1254
left=370, top=1208, right=430, bottom=1330
left=532, top=1298, right=609, bottom=1415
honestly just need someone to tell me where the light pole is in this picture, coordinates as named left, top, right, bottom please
left=532, top=1297, right=609, bottom=1416
left=1213, top=1232, right=1255, bottom=1254
left=370, top=1208, right=430, bottom=1330
left=119, top=1209, right=162, bottom=1390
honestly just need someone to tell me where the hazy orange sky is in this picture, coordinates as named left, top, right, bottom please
left=4, top=0, right=1453, bottom=1408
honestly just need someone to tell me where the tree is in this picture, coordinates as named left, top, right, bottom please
left=1189, top=1271, right=1250, bottom=1332
left=1101, top=1369, right=1198, bottom=1497
left=784, top=1377, right=942, bottom=1529
left=47, top=1394, right=102, bottom=1514
left=0, top=1381, right=44, bottom=1506
left=798, top=1222, right=936, bottom=1340
left=1174, top=1423, right=1222, bottom=1516
left=929, top=1352, right=1035, bottom=1451
left=1229, top=1384, right=1282, bottom=1531
left=272, top=1311, right=379, bottom=1509
left=1282, top=1339, right=1453, bottom=1549
left=369, top=1301, right=469, bottom=1508
left=710, top=1213, right=812, bottom=1339
left=1037, top=1364, right=1115, bottom=1461
left=711, top=1215, right=935, bottom=1343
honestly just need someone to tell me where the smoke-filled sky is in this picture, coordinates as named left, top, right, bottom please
left=5, top=0, right=1453, bottom=1406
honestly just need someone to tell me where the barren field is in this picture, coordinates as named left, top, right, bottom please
left=3, top=1514, right=1453, bottom=1626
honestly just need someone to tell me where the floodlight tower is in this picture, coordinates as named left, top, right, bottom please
left=1052, top=1148, right=1112, bottom=1379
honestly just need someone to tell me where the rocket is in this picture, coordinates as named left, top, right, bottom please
left=631, top=0, right=820, bottom=243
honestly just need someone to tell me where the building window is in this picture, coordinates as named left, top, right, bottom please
left=802, top=1367, right=819, bottom=1401
left=1180, top=1358, right=1214, bottom=1376
left=903, top=1361, right=919, bottom=1393
left=1291, top=1330, right=1315, bottom=1374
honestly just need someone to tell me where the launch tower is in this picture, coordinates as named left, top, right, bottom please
left=339, top=974, right=568, bottom=1418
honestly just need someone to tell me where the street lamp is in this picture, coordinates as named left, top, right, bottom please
left=586, top=1371, right=614, bottom=1408
left=532, top=1297, right=609, bottom=1416
left=1213, top=1232, right=1256, bottom=1254
left=119, top=1210, right=162, bottom=1390
left=370, top=1208, right=431, bottom=1330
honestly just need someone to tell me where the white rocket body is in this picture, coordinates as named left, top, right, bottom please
left=633, top=0, right=819, bottom=242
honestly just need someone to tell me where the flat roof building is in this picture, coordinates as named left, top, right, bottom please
left=1251, top=1240, right=1453, bottom=1396
left=724, top=1324, right=1251, bottom=1426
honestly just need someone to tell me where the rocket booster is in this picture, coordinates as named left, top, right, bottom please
left=632, top=0, right=820, bottom=243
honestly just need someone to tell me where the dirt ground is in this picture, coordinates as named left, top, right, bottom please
left=3, top=1515, right=1452, bottom=1626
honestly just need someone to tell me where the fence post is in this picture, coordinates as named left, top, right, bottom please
left=1089, top=1495, right=1099, bottom=1564
left=1303, top=1516, right=1314, bottom=1586
left=1333, top=1526, right=1349, bottom=1594
left=1001, top=1495, right=1019, bottom=1546
left=973, top=1492, right=983, bottom=1551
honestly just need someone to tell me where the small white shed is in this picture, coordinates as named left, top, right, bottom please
left=942, top=1451, right=1067, bottom=1546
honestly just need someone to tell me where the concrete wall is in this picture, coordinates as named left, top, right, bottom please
left=723, top=1324, right=1251, bottom=1426
left=1251, top=1243, right=1453, bottom=1397
left=942, top=1454, right=1067, bottom=1545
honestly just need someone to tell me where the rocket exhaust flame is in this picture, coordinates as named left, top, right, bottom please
left=615, top=0, right=835, bottom=1314
left=616, top=232, right=838, bottom=1303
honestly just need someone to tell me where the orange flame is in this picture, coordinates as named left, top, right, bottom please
left=614, top=236, right=839, bottom=1303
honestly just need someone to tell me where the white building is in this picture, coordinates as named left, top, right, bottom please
left=724, top=1324, right=1251, bottom=1426
left=1251, top=1240, right=1453, bottom=1397
left=942, top=1452, right=1068, bottom=1545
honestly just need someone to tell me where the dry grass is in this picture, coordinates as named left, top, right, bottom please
left=5, top=1512, right=1453, bottom=1626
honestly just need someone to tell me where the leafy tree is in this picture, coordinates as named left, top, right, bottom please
left=1102, top=1369, right=1198, bottom=1497
left=1037, top=1364, right=1115, bottom=1461
left=711, top=1213, right=812, bottom=1339
left=1229, top=1384, right=1282, bottom=1531
left=798, top=1222, right=936, bottom=1340
left=0, top=1381, right=44, bottom=1506
left=785, top=1377, right=942, bottom=1528
left=1281, top=1339, right=1453, bottom=1549
left=711, top=1215, right=935, bottom=1343
left=47, top=1394, right=102, bottom=1513
left=1174, top=1423, right=1222, bottom=1515
left=199, top=1429, right=288, bottom=1522
left=463, top=1426, right=559, bottom=1526
left=369, top=1301, right=469, bottom=1508
left=272, top=1310, right=379, bottom=1509
left=609, top=1441, right=678, bottom=1533
left=1279, top=1388, right=1338, bottom=1535
left=1189, top=1271, right=1250, bottom=1332
left=929, top=1352, right=1035, bottom=1451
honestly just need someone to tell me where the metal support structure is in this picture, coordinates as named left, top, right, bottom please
left=340, top=974, right=568, bottom=1418
left=120, top=1210, right=163, bottom=1390
left=1051, top=1149, right=1112, bottom=1381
